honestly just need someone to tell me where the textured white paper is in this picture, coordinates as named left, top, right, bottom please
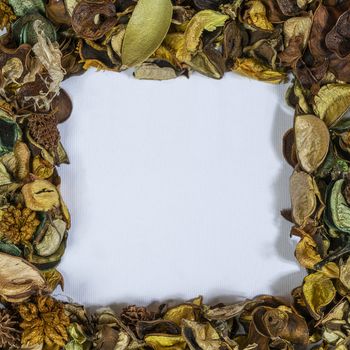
left=58, top=70, right=305, bottom=307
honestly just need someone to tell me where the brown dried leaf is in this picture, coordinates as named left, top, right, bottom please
left=0, top=253, right=46, bottom=303
left=290, top=170, right=318, bottom=226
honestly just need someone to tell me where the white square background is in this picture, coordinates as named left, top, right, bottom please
left=58, top=70, right=305, bottom=307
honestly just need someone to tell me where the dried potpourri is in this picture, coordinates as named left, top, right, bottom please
left=0, top=0, right=348, bottom=349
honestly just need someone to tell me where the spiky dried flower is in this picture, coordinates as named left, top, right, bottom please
left=0, top=204, right=40, bottom=245
left=19, top=295, right=70, bottom=348
left=0, top=308, right=21, bottom=349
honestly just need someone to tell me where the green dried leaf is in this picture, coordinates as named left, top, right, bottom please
left=35, top=219, right=66, bottom=257
left=0, top=162, right=11, bottom=186
left=121, top=0, right=173, bottom=67
left=295, top=115, right=330, bottom=173
left=329, top=179, right=350, bottom=233
left=8, top=0, right=45, bottom=17
left=313, top=84, right=350, bottom=127
left=0, top=241, right=22, bottom=256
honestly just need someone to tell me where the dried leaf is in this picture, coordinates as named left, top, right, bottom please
left=0, top=252, right=46, bottom=302
left=121, top=0, right=173, bottom=67
left=14, top=141, right=30, bottom=181
left=302, top=272, right=336, bottom=320
left=35, top=219, right=66, bottom=257
left=145, top=334, right=186, bottom=350
left=290, top=170, right=318, bottom=226
left=164, top=302, right=201, bottom=326
left=329, top=179, right=350, bottom=234
left=22, top=180, right=60, bottom=212
left=313, top=84, right=350, bottom=127
left=182, top=319, right=224, bottom=350
left=42, top=269, right=64, bottom=292
left=243, top=0, right=273, bottom=31
left=294, top=114, right=330, bottom=173
left=184, top=10, right=229, bottom=53
left=233, top=58, right=286, bottom=84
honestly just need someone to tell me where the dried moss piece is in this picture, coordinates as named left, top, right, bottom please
left=19, top=295, right=70, bottom=348
left=27, top=113, right=60, bottom=153
left=0, top=204, right=40, bottom=245
left=0, top=308, right=21, bottom=349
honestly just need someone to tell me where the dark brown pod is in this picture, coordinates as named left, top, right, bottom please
left=283, top=128, right=298, bottom=168
left=71, top=0, right=118, bottom=40
left=46, top=0, right=72, bottom=26
left=51, top=89, right=73, bottom=124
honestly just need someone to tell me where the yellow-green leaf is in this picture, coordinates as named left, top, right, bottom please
left=145, top=334, right=186, bottom=350
left=313, top=84, right=350, bottom=126
left=121, top=0, right=173, bottom=67
left=302, top=272, right=336, bottom=320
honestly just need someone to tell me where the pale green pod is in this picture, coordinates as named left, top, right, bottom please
left=121, top=0, right=173, bottom=67
left=330, top=179, right=350, bottom=233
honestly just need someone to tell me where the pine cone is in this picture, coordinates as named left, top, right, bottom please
left=27, top=113, right=60, bottom=152
left=0, top=309, right=21, bottom=349
left=120, top=305, right=155, bottom=330
left=0, top=204, right=40, bottom=245
left=18, top=296, right=70, bottom=348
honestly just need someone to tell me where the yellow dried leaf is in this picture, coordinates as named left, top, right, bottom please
left=313, top=84, right=350, bottom=126
left=184, top=10, right=229, bottom=53
left=164, top=33, right=189, bottom=62
left=295, top=236, right=339, bottom=278
left=295, top=115, right=330, bottom=173
left=290, top=170, right=317, bottom=226
left=145, top=334, right=186, bottom=350
left=340, top=257, right=350, bottom=290
left=42, top=269, right=64, bottom=292
left=32, top=156, right=54, bottom=179
left=302, top=272, right=336, bottom=320
left=243, top=0, right=273, bottom=31
left=14, top=141, right=30, bottom=180
left=121, top=0, right=173, bottom=67
left=22, top=180, right=60, bottom=212
left=164, top=304, right=199, bottom=326
left=233, top=58, right=286, bottom=84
